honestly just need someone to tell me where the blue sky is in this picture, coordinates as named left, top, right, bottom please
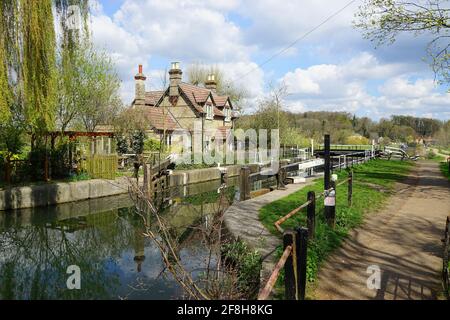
left=91, top=0, right=450, bottom=120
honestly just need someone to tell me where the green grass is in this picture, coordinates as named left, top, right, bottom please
left=259, top=159, right=414, bottom=292
left=440, top=162, right=450, bottom=181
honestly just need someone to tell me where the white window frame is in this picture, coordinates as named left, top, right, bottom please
left=224, top=108, right=231, bottom=122
left=206, top=104, right=214, bottom=120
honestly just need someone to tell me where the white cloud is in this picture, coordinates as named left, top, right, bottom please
left=378, top=77, right=436, bottom=98
left=112, top=0, right=252, bottom=62
left=90, top=1, right=450, bottom=119
left=280, top=53, right=450, bottom=119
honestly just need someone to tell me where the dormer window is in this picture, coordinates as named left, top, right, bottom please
left=206, top=104, right=214, bottom=119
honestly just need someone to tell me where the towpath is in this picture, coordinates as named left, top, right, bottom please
left=314, top=161, right=450, bottom=300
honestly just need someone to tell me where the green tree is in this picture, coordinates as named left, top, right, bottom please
left=56, top=42, right=121, bottom=132
left=76, top=44, right=122, bottom=132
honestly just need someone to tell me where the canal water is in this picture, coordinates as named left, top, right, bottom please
left=0, top=177, right=238, bottom=300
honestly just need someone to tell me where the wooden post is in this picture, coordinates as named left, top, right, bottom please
left=143, top=163, right=150, bottom=197
left=239, top=166, right=251, bottom=201
left=277, top=167, right=287, bottom=190
left=307, top=191, right=315, bottom=239
left=324, top=134, right=334, bottom=226
left=348, top=170, right=353, bottom=207
left=44, top=155, right=49, bottom=182
left=283, top=231, right=296, bottom=300
left=295, top=227, right=308, bottom=300
left=324, top=134, right=331, bottom=190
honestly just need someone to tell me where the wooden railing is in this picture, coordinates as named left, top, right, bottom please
left=273, top=170, right=354, bottom=234
left=258, top=171, right=354, bottom=300
left=258, top=228, right=308, bottom=300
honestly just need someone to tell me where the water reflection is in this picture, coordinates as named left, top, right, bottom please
left=0, top=179, right=238, bottom=300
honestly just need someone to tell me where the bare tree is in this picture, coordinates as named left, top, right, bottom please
left=128, top=175, right=260, bottom=300
left=354, top=0, right=450, bottom=86
left=186, top=63, right=249, bottom=111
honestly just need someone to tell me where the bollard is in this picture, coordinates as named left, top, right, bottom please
left=283, top=231, right=296, bottom=300
left=348, top=170, right=353, bottom=207
left=307, top=191, right=316, bottom=239
left=295, top=227, right=308, bottom=300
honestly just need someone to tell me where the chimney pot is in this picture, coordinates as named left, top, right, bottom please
left=139, top=64, right=143, bottom=74
left=205, top=73, right=217, bottom=91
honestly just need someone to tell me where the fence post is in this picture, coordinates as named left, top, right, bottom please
left=324, top=134, right=331, bottom=190
left=307, top=191, right=316, bottom=239
left=277, top=166, right=287, bottom=190
left=283, top=231, right=296, bottom=300
left=295, top=227, right=308, bottom=300
left=348, top=170, right=353, bottom=207
left=240, top=166, right=251, bottom=201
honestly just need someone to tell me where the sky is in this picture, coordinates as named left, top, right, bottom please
left=90, top=0, right=450, bottom=120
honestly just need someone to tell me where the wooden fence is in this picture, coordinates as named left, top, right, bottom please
left=80, top=155, right=118, bottom=180
left=256, top=135, right=376, bottom=299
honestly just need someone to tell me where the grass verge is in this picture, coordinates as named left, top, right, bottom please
left=440, top=161, right=449, bottom=181
left=259, top=159, right=414, bottom=297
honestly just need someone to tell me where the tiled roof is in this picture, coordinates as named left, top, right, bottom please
left=142, top=82, right=233, bottom=118
left=212, top=95, right=228, bottom=107
left=145, top=91, right=164, bottom=106
left=216, top=126, right=232, bottom=139
left=178, top=82, right=230, bottom=116
left=146, top=107, right=180, bottom=131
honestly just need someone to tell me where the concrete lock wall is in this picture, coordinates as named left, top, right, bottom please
left=0, top=165, right=243, bottom=211
left=170, top=165, right=241, bottom=187
left=0, top=178, right=129, bottom=211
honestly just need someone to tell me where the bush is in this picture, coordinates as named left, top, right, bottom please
left=144, top=138, right=161, bottom=152
left=116, top=135, right=129, bottom=154
left=69, top=171, right=90, bottom=182
left=221, top=240, right=262, bottom=298
left=345, top=135, right=369, bottom=145
left=50, top=139, right=74, bottom=179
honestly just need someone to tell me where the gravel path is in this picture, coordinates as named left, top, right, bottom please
left=314, top=161, right=450, bottom=300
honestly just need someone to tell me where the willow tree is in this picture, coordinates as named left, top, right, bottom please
left=0, top=0, right=90, bottom=146
left=0, top=5, right=11, bottom=124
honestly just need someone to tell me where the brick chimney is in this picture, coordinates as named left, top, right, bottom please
left=169, top=62, right=182, bottom=97
left=134, top=64, right=146, bottom=107
left=205, top=74, right=217, bottom=91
